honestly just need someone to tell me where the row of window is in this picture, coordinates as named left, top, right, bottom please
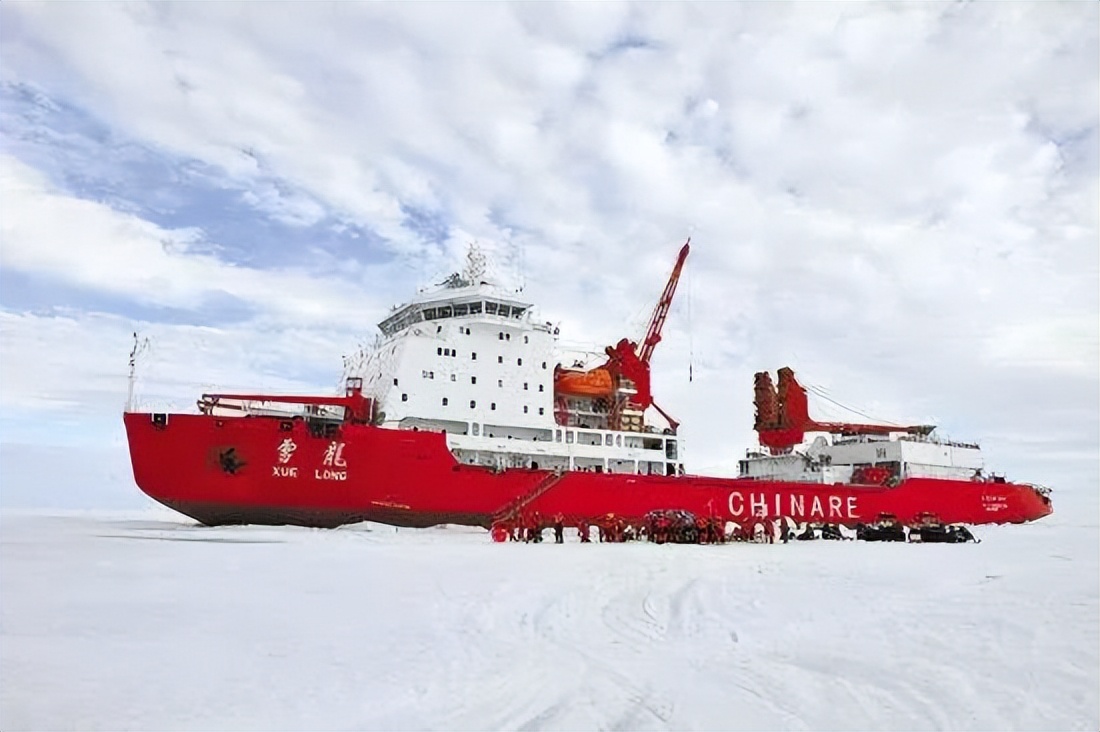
left=423, top=301, right=527, bottom=320
left=380, top=301, right=529, bottom=336
left=436, top=347, right=548, bottom=369
left=402, top=394, right=544, bottom=414
left=498, top=332, right=531, bottom=343
left=398, top=393, right=544, bottom=415
left=420, top=371, right=545, bottom=391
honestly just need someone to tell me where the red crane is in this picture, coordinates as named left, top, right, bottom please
left=754, top=367, right=934, bottom=452
left=602, top=239, right=690, bottom=428
left=553, top=239, right=691, bottom=431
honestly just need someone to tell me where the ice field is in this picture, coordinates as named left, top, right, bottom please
left=2, top=505, right=1097, bottom=731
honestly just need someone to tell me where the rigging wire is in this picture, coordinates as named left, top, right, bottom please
left=803, top=383, right=902, bottom=426
left=687, top=258, right=694, bottom=383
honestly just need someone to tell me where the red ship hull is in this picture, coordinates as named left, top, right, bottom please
left=124, top=411, right=1052, bottom=530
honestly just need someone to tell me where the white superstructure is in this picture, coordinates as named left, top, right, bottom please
left=353, top=270, right=684, bottom=477
left=739, top=434, right=984, bottom=484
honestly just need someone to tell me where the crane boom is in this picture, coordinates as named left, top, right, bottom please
left=638, top=239, right=690, bottom=364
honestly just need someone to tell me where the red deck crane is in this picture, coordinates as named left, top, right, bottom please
left=754, top=367, right=934, bottom=452
left=552, top=239, right=691, bottom=431
left=602, top=239, right=690, bottom=429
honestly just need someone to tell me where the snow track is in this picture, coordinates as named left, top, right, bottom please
left=1, top=510, right=1096, bottom=731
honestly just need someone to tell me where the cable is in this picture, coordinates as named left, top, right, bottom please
left=804, top=383, right=902, bottom=426
left=687, top=262, right=694, bottom=382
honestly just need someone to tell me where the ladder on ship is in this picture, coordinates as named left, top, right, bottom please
left=493, top=471, right=566, bottom=525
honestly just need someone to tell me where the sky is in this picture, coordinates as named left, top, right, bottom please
left=0, top=2, right=1097, bottom=510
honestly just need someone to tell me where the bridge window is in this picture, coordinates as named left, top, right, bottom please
left=469, top=302, right=482, bottom=314
left=454, top=304, right=468, bottom=316
left=486, top=302, right=498, bottom=315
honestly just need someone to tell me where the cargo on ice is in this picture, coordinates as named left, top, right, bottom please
left=124, top=241, right=1053, bottom=536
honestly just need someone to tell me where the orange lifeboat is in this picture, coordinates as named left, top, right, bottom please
left=554, top=367, right=614, bottom=397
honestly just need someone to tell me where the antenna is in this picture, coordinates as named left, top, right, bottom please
left=463, top=241, right=487, bottom=284
left=126, top=331, right=150, bottom=412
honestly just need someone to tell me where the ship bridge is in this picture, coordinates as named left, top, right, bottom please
left=378, top=280, right=549, bottom=337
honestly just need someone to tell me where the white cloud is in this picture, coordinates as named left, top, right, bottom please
left=0, top=155, right=388, bottom=328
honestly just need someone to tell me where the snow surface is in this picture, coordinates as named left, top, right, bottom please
left=2, top=508, right=1097, bottom=731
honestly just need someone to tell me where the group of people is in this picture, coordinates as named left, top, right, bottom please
left=493, top=511, right=751, bottom=545
left=490, top=514, right=969, bottom=545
